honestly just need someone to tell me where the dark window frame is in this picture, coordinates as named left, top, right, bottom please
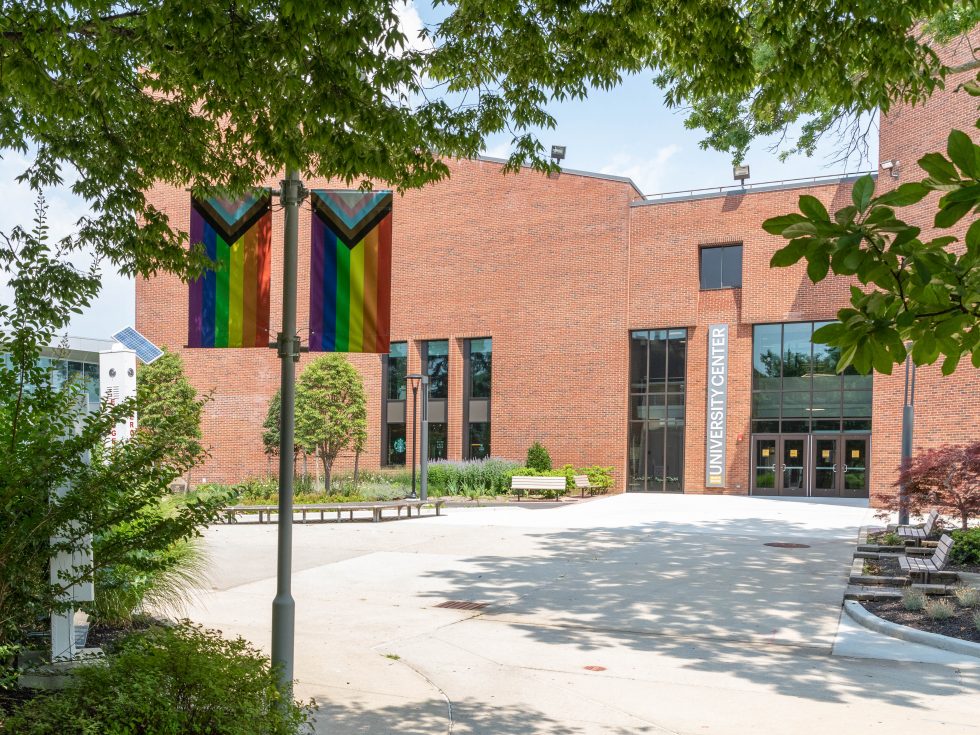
left=463, top=337, right=492, bottom=460
left=699, top=243, right=743, bottom=290
left=629, top=329, right=687, bottom=492
left=750, top=321, right=872, bottom=435
left=381, top=342, right=408, bottom=466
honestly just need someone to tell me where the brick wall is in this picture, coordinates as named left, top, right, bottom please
left=138, top=161, right=639, bottom=486
left=136, top=29, right=980, bottom=504
left=871, top=27, right=980, bottom=504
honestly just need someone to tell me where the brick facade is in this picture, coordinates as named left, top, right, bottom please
left=137, top=36, right=980, bottom=503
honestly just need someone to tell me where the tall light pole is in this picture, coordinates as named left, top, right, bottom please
left=271, top=169, right=305, bottom=691
left=898, top=348, right=916, bottom=526
left=407, top=373, right=423, bottom=498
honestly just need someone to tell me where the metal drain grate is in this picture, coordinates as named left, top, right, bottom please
left=764, top=542, right=811, bottom=549
left=433, top=600, right=488, bottom=610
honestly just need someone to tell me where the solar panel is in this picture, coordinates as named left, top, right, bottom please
left=112, top=326, right=164, bottom=364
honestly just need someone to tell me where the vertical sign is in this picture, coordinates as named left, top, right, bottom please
left=705, top=324, right=729, bottom=487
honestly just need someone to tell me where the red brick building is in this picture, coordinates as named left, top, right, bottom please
left=137, top=38, right=980, bottom=504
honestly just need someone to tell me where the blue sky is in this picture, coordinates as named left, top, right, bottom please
left=0, top=0, right=878, bottom=340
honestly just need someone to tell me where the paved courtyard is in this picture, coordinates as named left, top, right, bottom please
left=187, top=495, right=980, bottom=734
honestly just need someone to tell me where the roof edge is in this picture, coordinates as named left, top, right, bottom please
left=631, top=172, right=876, bottom=207
left=474, top=155, right=643, bottom=196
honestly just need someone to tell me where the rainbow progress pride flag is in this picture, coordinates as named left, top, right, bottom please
left=309, top=190, right=392, bottom=353
left=187, top=192, right=272, bottom=348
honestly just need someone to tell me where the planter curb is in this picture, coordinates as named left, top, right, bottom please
left=843, top=600, right=980, bottom=660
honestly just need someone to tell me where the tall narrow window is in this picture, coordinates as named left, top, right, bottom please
left=422, top=340, right=448, bottom=460
left=628, top=329, right=687, bottom=492
left=382, top=342, right=407, bottom=465
left=465, top=338, right=492, bottom=459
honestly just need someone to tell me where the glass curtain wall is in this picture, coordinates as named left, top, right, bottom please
left=628, top=329, right=687, bottom=492
left=751, top=322, right=872, bottom=434
left=465, top=338, right=492, bottom=459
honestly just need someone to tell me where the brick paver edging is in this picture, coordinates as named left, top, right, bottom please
left=843, top=600, right=980, bottom=659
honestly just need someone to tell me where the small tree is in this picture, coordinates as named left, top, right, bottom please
left=526, top=441, right=552, bottom=471
left=893, top=442, right=980, bottom=530
left=294, top=355, right=367, bottom=493
left=136, top=349, right=209, bottom=471
left=261, top=390, right=281, bottom=459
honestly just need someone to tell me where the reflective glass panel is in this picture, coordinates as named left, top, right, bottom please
left=387, top=343, right=407, bottom=400
left=386, top=423, right=406, bottom=466
left=467, top=422, right=490, bottom=459
left=425, top=340, right=448, bottom=399
left=469, top=338, right=492, bottom=399
left=428, top=422, right=447, bottom=461
left=629, top=331, right=648, bottom=393
left=781, top=322, right=812, bottom=390
left=752, top=325, right=782, bottom=390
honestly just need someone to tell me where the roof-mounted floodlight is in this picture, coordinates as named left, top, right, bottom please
left=733, top=164, right=750, bottom=184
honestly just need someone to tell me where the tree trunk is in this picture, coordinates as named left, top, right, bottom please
left=962, top=510, right=970, bottom=531
left=353, top=450, right=361, bottom=488
left=322, top=453, right=332, bottom=494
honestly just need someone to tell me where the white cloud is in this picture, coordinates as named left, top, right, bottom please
left=0, top=151, right=134, bottom=340
left=599, top=144, right=681, bottom=195
left=394, top=0, right=431, bottom=54
left=481, top=140, right=512, bottom=160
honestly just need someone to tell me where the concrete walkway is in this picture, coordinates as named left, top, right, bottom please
left=186, top=494, right=980, bottom=734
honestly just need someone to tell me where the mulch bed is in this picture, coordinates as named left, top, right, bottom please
left=1, top=618, right=159, bottom=719
left=863, top=557, right=903, bottom=576
left=864, top=599, right=980, bottom=644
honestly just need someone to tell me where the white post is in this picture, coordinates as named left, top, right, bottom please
left=48, top=348, right=137, bottom=662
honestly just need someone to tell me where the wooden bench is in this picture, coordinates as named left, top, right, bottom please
left=897, top=508, right=939, bottom=546
left=573, top=475, right=608, bottom=498
left=899, top=533, right=954, bottom=584
left=222, top=499, right=446, bottom=524
left=510, top=475, right=567, bottom=499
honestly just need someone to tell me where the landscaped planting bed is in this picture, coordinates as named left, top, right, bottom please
left=864, top=597, right=980, bottom=644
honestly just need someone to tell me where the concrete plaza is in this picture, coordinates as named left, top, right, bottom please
left=187, top=495, right=980, bottom=734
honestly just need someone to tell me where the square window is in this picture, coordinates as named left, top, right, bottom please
left=700, top=245, right=743, bottom=289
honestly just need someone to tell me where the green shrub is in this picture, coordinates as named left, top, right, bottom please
left=879, top=531, right=903, bottom=546
left=950, top=528, right=980, bottom=565
left=526, top=441, right=552, bottom=471
left=924, top=598, right=957, bottom=620
left=578, top=465, right=615, bottom=491
left=901, top=588, right=926, bottom=611
left=89, top=537, right=207, bottom=626
left=3, top=623, right=315, bottom=734
left=426, top=458, right=521, bottom=496
left=975, top=611, right=980, bottom=633
left=954, top=585, right=980, bottom=608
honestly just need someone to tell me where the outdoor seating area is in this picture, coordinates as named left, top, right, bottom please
left=898, top=534, right=955, bottom=584
left=222, top=498, right=447, bottom=524
left=510, top=475, right=568, bottom=500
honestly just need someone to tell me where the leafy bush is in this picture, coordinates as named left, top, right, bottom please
left=950, top=528, right=980, bottom=566
left=975, top=611, right=980, bottom=633
left=924, top=598, right=957, bottom=620
left=526, top=441, right=552, bottom=471
left=578, top=465, right=615, bottom=492
left=901, top=588, right=926, bottom=611
left=954, top=585, right=980, bottom=608
left=2, top=623, right=315, bottom=734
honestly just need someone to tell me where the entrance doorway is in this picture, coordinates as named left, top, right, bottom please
left=751, top=435, right=869, bottom=498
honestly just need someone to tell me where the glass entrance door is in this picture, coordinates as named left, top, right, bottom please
left=842, top=437, right=869, bottom=498
left=753, top=437, right=778, bottom=492
left=780, top=436, right=807, bottom=496
left=751, top=435, right=809, bottom=495
left=812, top=437, right=839, bottom=497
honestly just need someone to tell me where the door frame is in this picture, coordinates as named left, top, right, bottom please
left=751, top=434, right=811, bottom=496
